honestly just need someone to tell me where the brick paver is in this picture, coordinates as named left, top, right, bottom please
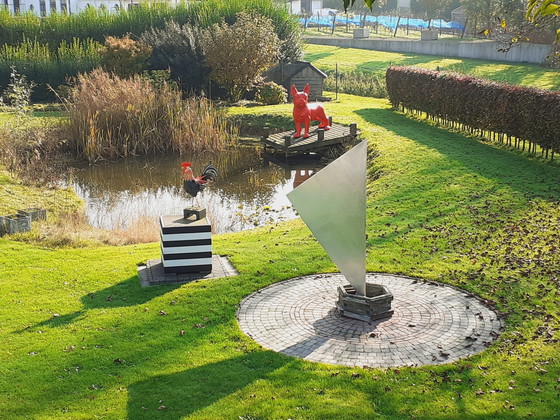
left=237, top=273, right=504, bottom=367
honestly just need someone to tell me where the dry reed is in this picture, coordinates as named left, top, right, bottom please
left=65, top=68, right=237, bottom=162
left=21, top=212, right=160, bottom=247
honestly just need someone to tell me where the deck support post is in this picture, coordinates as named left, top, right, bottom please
left=283, top=135, right=292, bottom=160
left=318, top=129, right=325, bottom=141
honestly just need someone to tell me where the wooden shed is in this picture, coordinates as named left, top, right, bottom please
left=264, top=61, right=328, bottom=101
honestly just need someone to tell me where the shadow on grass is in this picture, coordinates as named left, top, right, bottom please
left=355, top=107, right=560, bottom=201
left=127, top=351, right=287, bottom=419
left=17, top=275, right=182, bottom=331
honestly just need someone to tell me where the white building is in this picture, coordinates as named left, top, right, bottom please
left=2, top=0, right=142, bottom=15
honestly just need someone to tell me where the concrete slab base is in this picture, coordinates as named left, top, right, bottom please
left=138, top=255, right=238, bottom=287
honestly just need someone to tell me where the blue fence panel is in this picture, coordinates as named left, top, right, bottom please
left=301, top=14, right=465, bottom=31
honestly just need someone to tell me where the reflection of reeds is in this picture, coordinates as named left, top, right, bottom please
left=65, top=69, right=237, bottom=162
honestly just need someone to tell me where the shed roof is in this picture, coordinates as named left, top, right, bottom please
left=264, top=61, right=327, bottom=84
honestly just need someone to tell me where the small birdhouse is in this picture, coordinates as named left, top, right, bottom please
left=264, top=61, right=327, bottom=101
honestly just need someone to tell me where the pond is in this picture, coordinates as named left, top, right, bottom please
left=67, top=147, right=324, bottom=234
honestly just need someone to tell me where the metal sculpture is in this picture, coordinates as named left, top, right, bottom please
left=287, top=140, right=393, bottom=321
left=287, top=140, right=367, bottom=295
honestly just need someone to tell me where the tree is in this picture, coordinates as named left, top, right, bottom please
left=139, top=21, right=209, bottom=94
left=527, top=0, right=560, bottom=41
left=410, top=0, right=454, bottom=20
left=202, top=12, right=280, bottom=102
left=99, top=35, right=152, bottom=79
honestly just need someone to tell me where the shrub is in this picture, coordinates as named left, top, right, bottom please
left=139, top=21, right=208, bottom=94
left=202, top=11, right=280, bottom=102
left=186, top=0, right=302, bottom=63
left=99, top=34, right=152, bottom=78
left=64, top=68, right=236, bottom=162
left=254, top=81, right=287, bottom=105
left=1, top=66, right=34, bottom=111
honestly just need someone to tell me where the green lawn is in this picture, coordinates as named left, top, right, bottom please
left=303, top=44, right=560, bottom=91
left=1, top=93, right=559, bottom=419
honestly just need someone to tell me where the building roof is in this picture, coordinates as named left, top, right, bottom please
left=264, top=61, right=327, bottom=84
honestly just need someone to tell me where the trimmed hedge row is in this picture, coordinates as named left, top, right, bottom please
left=385, top=65, right=560, bottom=157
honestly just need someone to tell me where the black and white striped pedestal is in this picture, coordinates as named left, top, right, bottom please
left=160, top=215, right=212, bottom=274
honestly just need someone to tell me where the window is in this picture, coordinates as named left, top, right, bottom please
left=50, top=0, right=57, bottom=12
left=39, top=0, right=47, bottom=15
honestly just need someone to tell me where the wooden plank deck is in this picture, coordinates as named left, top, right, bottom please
left=262, top=123, right=358, bottom=156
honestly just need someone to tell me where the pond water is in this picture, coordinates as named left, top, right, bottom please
left=67, top=147, right=324, bottom=234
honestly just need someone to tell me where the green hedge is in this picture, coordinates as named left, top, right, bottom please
left=385, top=65, right=560, bottom=158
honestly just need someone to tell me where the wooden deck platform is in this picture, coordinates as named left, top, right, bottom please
left=261, top=123, right=358, bottom=158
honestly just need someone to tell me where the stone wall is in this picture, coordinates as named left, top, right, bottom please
left=305, top=36, right=551, bottom=64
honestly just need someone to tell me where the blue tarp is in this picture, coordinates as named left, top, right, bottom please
left=300, top=15, right=464, bottom=31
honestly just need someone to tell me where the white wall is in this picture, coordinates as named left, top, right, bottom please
left=3, top=0, right=128, bottom=14
left=311, top=0, right=322, bottom=12
left=288, top=0, right=301, bottom=14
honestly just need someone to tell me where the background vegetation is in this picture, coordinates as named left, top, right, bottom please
left=1, top=92, right=559, bottom=418
left=0, top=0, right=302, bottom=101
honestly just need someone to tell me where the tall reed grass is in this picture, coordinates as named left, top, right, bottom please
left=0, top=113, right=68, bottom=185
left=65, top=69, right=237, bottom=162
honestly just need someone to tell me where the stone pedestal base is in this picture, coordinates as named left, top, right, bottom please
left=336, top=283, right=394, bottom=322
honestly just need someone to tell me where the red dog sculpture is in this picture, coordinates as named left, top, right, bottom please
left=291, top=84, right=330, bottom=139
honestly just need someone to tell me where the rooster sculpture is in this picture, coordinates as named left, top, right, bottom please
left=181, top=162, right=218, bottom=197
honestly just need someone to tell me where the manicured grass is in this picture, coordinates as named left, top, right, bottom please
left=1, top=93, right=559, bottom=418
left=303, top=44, right=560, bottom=91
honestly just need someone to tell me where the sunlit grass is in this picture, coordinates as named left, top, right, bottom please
left=1, top=92, right=559, bottom=418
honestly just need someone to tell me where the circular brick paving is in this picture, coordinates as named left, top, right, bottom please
left=237, top=273, right=504, bottom=368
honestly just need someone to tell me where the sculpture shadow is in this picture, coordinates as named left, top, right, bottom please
left=126, top=352, right=286, bottom=419
left=17, top=275, right=182, bottom=331
left=280, top=306, right=390, bottom=360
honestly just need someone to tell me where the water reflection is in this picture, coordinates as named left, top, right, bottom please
left=67, top=148, right=324, bottom=234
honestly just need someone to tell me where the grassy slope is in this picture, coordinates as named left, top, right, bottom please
left=303, top=43, right=560, bottom=91
left=1, top=94, right=559, bottom=419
